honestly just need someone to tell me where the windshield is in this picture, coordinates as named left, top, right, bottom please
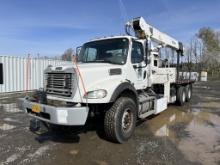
left=77, top=38, right=129, bottom=65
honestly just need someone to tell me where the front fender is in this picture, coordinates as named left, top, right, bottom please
left=110, top=82, right=138, bottom=104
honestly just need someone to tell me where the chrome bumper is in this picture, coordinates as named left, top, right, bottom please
left=17, top=98, right=89, bottom=126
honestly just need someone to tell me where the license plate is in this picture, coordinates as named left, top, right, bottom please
left=32, top=104, right=41, bottom=113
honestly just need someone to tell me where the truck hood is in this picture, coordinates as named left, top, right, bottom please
left=50, top=63, right=122, bottom=70
left=48, top=63, right=125, bottom=91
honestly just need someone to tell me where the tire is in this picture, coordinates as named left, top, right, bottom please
left=176, top=86, right=186, bottom=106
left=185, top=84, right=192, bottom=102
left=104, top=97, right=137, bottom=143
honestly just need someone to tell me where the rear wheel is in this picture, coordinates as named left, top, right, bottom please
left=104, top=97, right=137, bottom=143
left=176, top=86, right=186, bottom=106
left=185, top=84, right=192, bottom=102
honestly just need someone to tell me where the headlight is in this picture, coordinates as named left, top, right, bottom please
left=84, top=89, right=107, bottom=99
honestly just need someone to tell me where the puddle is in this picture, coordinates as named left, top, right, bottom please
left=154, top=124, right=169, bottom=137
left=0, top=123, right=16, bottom=131
left=193, top=101, right=220, bottom=109
left=93, top=160, right=108, bottom=165
left=146, top=106, right=220, bottom=165
left=69, top=149, right=79, bottom=155
left=178, top=118, right=220, bottom=165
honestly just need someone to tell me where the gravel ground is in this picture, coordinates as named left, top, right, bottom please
left=0, top=80, right=220, bottom=165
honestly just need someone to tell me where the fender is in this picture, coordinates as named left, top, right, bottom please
left=110, top=82, right=138, bottom=105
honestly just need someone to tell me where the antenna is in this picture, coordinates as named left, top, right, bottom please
left=118, top=0, right=128, bottom=33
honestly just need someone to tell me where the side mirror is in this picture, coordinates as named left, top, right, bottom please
left=76, top=46, right=81, bottom=56
left=0, top=63, right=3, bottom=84
left=145, top=42, right=150, bottom=65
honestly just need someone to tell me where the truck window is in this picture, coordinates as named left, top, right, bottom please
left=0, top=63, right=3, bottom=84
left=131, top=41, right=144, bottom=63
left=78, top=38, right=129, bottom=65
left=85, top=48, right=97, bottom=61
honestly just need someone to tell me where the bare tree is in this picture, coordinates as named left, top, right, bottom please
left=197, top=27, right=220, bottom=77
left=61, top=48, right=74, bottom=61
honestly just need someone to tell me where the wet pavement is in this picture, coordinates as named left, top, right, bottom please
left=1, top=80, right=220, bottom=165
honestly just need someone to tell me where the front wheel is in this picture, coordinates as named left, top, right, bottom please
left=104, top=97, right=137, bottom=143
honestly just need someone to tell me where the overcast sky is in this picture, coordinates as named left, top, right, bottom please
left=0, top=0, right=219, bottom=57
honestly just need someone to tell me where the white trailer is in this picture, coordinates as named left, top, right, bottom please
left=18, top=17, right=194, bottom=143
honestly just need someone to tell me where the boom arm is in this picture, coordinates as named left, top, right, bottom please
left=126, top=17, right=183, bottom=53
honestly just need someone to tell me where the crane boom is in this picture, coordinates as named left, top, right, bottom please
left=126, top=17, right=183, bottom=53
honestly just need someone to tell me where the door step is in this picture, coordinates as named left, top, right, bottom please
left=139, top=110, right=155, bottom=119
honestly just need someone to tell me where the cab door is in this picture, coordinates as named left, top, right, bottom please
left=131, top=41, right=146, bottom=81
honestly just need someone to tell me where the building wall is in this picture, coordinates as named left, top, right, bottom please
left=0, top=56, right=71, bottom=93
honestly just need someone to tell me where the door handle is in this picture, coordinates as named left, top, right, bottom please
left=143, top=71, right=146, bottom=79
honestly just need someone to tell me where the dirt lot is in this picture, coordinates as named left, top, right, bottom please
left=0, top=80, right=220, bottom=165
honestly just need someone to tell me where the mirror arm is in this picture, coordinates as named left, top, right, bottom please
left=145, top=41, right=149, bottom=64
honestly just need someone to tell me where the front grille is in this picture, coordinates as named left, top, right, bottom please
left=46, top=73, right=73, bottom=97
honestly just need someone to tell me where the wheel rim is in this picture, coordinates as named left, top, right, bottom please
left=182, top=90, right=186, bottom=102
left=122, top=108, right=133, bottom=132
